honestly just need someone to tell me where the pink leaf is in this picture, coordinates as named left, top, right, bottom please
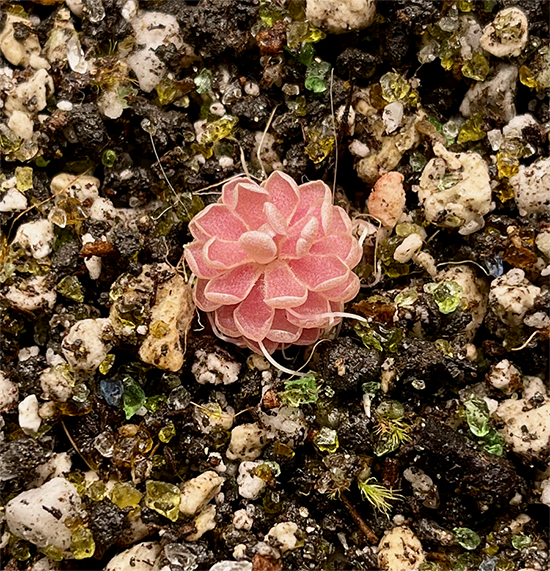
left=278, top=216, right=319, bottom=259
left=264, top=203, right=288, bottom=235
left=188, top=224, right=210, bottom=243
left=214, top=304, right=241, bottom=337
left=286, top=291, right=332, bottom=328
left=290, top=180, right=331, bottom=225
left=346, top=240, right=364, bottom=270
left=293, top=327, right=321, bottom=346
left=309, top=234, right=363, bottom=269
left=296, top=217, right=319, bottom=257
left=245, top=337, right=279, bottom=355
left=262, top=171, right=300, bottom=220
left=233, top=182, right=270, bottom=230
left=204, top=237, right=251, bottom=269
left=277, top=235, right=300, bottom=258
left=329, top=206, right=353, bottom=235
left=321, top=194, right=333, bottom=233
left=238, top=231, right=278, bottom=264
left=194, top=278, right=222, bottom=312
left=289, top=255, right=349, bottom=291
left=265, top=310, right=302, bottom=343
left=208, top=313, right=246, bottom=346
left=185, top=242, right=224, bottom=279
left=322, top=273, right=361, bottom=302
left=205, top=264, right=262, bottom=305
left=190, top=203, right=248, bottom=241
left=264, top=262, right=308, bottom=308
left=222, top=177, right=255, bottom=209
left=233, top=278, right=275, bottom=342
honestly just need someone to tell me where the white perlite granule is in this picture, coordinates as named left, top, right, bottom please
left=6, top=478, right=84, bottom=556
left=306, top=0, right=376, bottom=34
left=192, top=348, right=241, bottom=385
left=417, top=143, right=492, bottom=235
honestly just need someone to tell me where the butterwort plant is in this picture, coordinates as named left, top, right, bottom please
left=184, top=171, right=363, bottom=368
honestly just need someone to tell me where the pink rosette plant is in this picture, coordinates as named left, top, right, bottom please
left=184, top=172, right=363, bottom=358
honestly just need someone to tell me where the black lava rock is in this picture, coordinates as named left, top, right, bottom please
left=400, top=417, right=524, bottom=521
left=317, top=337, right=382, bottom=392
left=68, top=103, right=107, bottom=151
left=231, top=95, right=272, bottom=128
left=89, top=499, right=125, bottom=558
left=335, top=48, right=378, bottom=80
left=0, top=438, right=52, bottom=487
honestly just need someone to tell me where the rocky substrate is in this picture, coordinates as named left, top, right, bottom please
left=0, top=1, right=549, bottom=570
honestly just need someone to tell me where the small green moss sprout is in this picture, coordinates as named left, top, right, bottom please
left=358, top=477, right=403, bottom=517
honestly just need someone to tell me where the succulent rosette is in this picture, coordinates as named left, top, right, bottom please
left=184, top=172, right=363, bottom=354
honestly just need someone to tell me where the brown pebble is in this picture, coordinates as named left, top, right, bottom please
left=252, top=553, right=282, bottom=571
left=256, top=20, right=286, bottom=54
left=80, top=241, right=117, bottom=257
left=262, top=389, right=280, bottom=409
